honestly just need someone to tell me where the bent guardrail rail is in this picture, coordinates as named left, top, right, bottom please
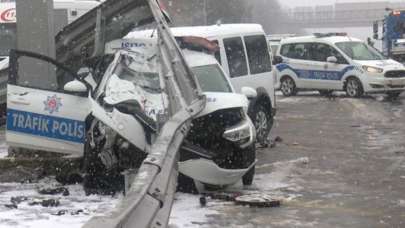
left=84, top=0, right=205, bottom=228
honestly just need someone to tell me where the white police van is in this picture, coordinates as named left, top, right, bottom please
left=275, top=33, right=405, bottom=98
left=171, top=24, right=276, bottom=146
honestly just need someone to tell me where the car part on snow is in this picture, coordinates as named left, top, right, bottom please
left=235, top=193, right=281, bottom=208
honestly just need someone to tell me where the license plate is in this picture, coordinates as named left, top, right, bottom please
left=389, top=80, right=405, bottom=86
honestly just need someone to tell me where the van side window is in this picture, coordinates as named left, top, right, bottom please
left=244, top=35, right=272, bottom=74
left=224, top=37, right=248, bottom=78
left=280, top=43, right=310, bottom=60
left=310, top=43, right=348, bottom=64
left=212, top=40, right=221, bottom=65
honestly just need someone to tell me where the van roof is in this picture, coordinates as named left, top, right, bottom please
left=280, top=35, right=363, bottom=45
left=170, top=24, right=265, bottom=38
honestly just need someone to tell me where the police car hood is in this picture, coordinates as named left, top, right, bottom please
left=197, top=92, right=248, bottom=117
left=55, top=0, right=158, bottom=70
left=354, top=59, right=405, bottom=71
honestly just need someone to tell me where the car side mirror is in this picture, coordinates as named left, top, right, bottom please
left=241, top=87, right=257, bottom=99
left=327, top=56, right=338, bottom=63
left=272, top=56, right=283, bottom=65
left=64, top=80, right=88, bottom=93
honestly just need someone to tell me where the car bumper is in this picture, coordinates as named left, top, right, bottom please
left=364, top=77, right=405, bottom=92
left=178, top=158, right=256, bottom=186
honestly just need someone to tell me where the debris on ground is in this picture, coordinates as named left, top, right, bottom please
left=235, top=193, right=281, bottom=208
left=4, top=204, right=18, bottom=209
left=38, top=187, right=70, bottom=196
left=274, top=136, right=284, bottom=143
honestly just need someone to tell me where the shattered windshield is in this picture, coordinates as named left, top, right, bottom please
left=113, top=54, right=161, bottom=93
left=0, top=23, right=16, bottom=57
left=336, top=41, right=386, bottom=61
left=191, top=64, right=232, bottom=93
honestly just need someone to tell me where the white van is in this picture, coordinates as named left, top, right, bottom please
left=171, top=24, right=276, bottom=146
left=275, top=33, right=405, bottom=98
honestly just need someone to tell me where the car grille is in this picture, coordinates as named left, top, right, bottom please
left=180, top=108, right=246, bottom=169
left=385, top=70, right=405, bottom=78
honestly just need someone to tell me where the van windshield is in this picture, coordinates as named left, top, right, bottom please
left=336, top=41, right=386, bottom=61
left=0, top=23, right=16, bottom=57
left=191, top=64, right=232, bottom=93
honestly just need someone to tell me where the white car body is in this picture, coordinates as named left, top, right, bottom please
left=107, top=36, right=256, bottom=186
left=275, top=35, right=405, bottom=94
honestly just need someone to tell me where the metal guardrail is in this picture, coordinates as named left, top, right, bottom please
left=84, top=0, right=205, bottom=227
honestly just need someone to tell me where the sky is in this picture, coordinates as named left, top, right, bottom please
left=279, top=0, right=405, bottom=7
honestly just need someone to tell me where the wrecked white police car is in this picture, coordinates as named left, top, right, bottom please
left=6, top=31, right=257, bottom=193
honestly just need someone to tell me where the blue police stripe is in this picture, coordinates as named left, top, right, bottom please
left=7, top=109, right=85, bottom=144
left=276, top=63, right=355, bottom=81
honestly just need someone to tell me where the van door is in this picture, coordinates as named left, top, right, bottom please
left=241, top=35, right=273, bottom=95
left=309, top=43, right=350, bottom=90
left=6, top=50, right=91, bottom=156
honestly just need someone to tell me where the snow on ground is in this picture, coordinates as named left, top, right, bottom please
left=0, top=178, right=122, bottom=228
left=169, top=158, right=307, bottom=228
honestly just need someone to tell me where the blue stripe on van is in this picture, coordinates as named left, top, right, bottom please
left=276, top=63, right=355, bottom=81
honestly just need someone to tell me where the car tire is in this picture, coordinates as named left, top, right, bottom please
left=82, top=124, right=123, bottom=195
left=251, top=102, right=273, bottom=147
left=386, top=91, right=402, bottom=99
left=242, top=145, right=256, bottom=186
left=280, top=76, right=297, bottom=96
left=345, top=77, right=363, bottom=98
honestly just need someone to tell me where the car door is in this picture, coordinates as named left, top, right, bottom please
left=309, top=43, right=350, bottom=90
left=280, top=42, right=313, bottom=89
left=6, top=50, right=91, bottom=156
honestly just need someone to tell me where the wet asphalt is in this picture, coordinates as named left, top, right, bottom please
left=203, top=92, right=405, bottom=228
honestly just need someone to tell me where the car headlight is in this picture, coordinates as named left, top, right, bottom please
left=223, top=120, right=252, bottom=144
left=362, top=66, right=383, bottom=74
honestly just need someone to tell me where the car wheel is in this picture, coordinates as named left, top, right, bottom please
left=280, top=76, right=297, bottom=96
left=386, top=91, right=402, bottom=99
left=242, top=145, right=256, bottom=186
left=83, top=122, right=123, bottom=195
left=251, top=103, right=273, bottom=147
left=318, top=90, right=333, bottom=96
left=345, top=77, right=363, bottom=98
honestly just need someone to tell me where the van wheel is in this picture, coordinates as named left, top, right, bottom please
left=386, top=91, right=401, bottom=99
left=345, top=77, right=363, bottom=98
left=280, top=76, right=297, bottom=96
left=242, top=145, right=256, bottom=186
left=251, top=103, right=273, bottom=147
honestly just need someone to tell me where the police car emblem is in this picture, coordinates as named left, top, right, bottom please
left=44, top=95, right=62, bottom=114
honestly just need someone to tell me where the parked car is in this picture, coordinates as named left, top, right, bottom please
left=275, top=33, right=405, bottom=98
left=170, top=24, right=276, bottom=147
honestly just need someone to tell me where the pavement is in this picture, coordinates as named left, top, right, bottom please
left=1, top=92, right=405, bottom=227
left=171, top=92, right=405, bottom=228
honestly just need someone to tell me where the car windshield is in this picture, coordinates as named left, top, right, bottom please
left=113, top=54, right=161, bottom=93
left=336, top=41, right=386, bottom=61
left=191, top=64, right=232, bottom=93
left=0, top=23, right=16, bottom=57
